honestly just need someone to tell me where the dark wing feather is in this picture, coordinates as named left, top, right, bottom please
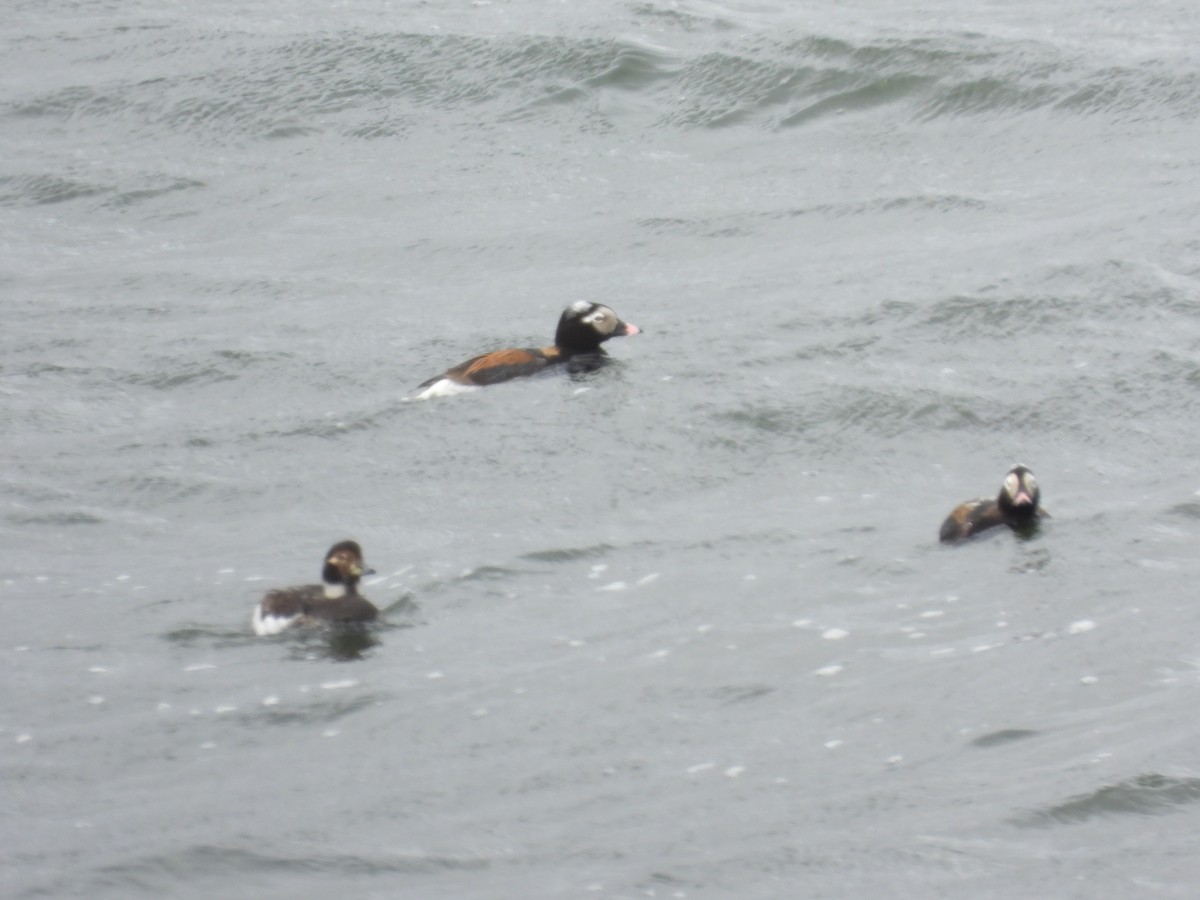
left=310, top=595, right=379, bottom=625
left=418, top=346, right=562, bottom=389
left=456, top=348, right=552, bottom=385
left=939, top=498, right=1007, bottom=543
left=939, top=503, right=973, bottom=543
left=260, top=584, right=322, bottom=618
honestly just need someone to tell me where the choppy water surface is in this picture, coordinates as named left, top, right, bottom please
left=4, top=0, right=1200, bottom=896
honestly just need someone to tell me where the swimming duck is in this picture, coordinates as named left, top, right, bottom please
left=252, top=540, right=378, bottom=635
left=414, top=301, right=641, bottom=399
left=939, top=464, right=1046, bottom=543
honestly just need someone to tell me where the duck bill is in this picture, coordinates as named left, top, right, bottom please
left=618, top=321, right=642, bottom=336
left=1012, top=490, right=1033, bottom=507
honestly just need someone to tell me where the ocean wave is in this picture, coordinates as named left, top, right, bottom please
left=66, top=842, right=491, bottom=898
left=1014, top=773, right=1200, bottom=826
left=0, top=173, right=107, bottom=206
left=4, top=27, right=1194, bottom=147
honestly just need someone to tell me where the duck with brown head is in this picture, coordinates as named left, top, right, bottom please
left=252, top=540, right=379, bottom=635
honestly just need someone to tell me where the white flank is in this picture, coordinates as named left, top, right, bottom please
left=412, top=379, right=479, bottom=401
left=252, top=605, right=296, bottom=636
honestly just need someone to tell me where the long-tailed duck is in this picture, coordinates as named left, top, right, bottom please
left=939, top=464, right=1047, bottom=544
left=252, top=540, right=378, bottom=635
left=414, top=301, right=641, bottom=399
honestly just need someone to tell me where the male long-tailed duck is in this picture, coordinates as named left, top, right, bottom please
left=414, top=301, right=641, bottom=399
left=252, top=540, right=379, bottom=635
left=939, top=464, right=1047, bottom=544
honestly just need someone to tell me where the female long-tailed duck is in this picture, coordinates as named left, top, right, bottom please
left=252, top=540, right=379, bottom=635
left=939, top=464, right=1047, bottom=544
left=414, top=301, right=641, bottom=399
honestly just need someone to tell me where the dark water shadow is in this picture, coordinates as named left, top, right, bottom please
left=520, top=542, right=617, bottom=563
left=60, top=841, right=492, bottom=898
left=1013, top=774, right=1200, bottom=827
left=287, top=626, right=381, bottom=662
left=1167, top=500, right=1200, bottom=519
left=1009, top=545, right=1052, bottom=574
left=970, top=728, right=1040, bottom=749
left=165, top=593, right=420, bottom=662
left=164, top=623, right=383, bottom=662
left=164, top=624, right=259, bottom=650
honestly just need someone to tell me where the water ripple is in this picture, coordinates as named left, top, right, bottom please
left=1015, top=774, right=1200, bottom=826
left=6, top=29, right=1194, bottom=147
left=91, top=842, right=491, bottom=885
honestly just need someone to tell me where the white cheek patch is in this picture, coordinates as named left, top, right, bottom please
left=1004, top=473, right=1020, bottom=497
left=583, top=308, right=616, bottom=333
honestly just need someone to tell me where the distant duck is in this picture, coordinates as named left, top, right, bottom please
left=939, top=464, right=1047, bottom=544
left=252, top=540, right=379, bottom=636
left=414, top=301, right=641, bottom=399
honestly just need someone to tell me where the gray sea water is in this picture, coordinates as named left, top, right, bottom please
left=4, top=0, right=1200, bottom=896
